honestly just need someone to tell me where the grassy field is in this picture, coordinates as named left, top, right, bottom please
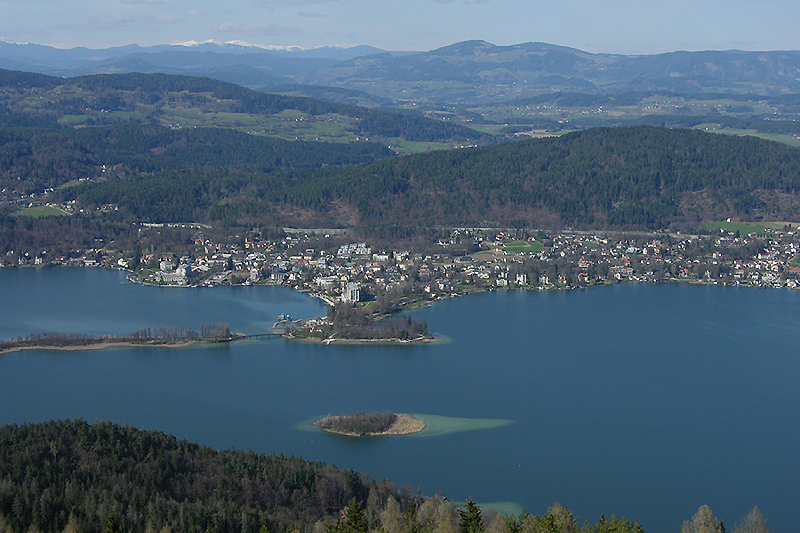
left=472, top=241, right=544, bottom=261
left=16, top=206, right=70, bottom=218
left=58, top=115, right=92, bottom=125
left=700, top=220, right=798, bottom=234
left=696, top=126, right=800, bottom=148
left=388, top=140, right=451, bottom=153
left=503, top=240, right=544, bottom=253
left=471, top=251, right=496, bottom=261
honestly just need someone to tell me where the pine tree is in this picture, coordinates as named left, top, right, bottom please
left=105, top=513, right=122, bottom=533
left=404, top=500, right=418, bottom=533
left=459, top=500, right=485, bottom=533
left=341, top=498, right=367, bottom=533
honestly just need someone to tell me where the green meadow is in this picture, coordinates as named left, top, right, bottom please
left=503, top=240, right=544, bottom=253
left=17, top=206, right=70, bottom=218
left=388, top=140, right=451, bottom=154
left=697, top=126, right=800, bottom=148
left=700, top=220, right=797, bottom=235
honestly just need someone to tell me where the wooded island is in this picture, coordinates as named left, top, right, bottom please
left=313, top=411, right=425, bottom=436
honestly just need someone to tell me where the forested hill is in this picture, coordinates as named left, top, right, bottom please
left=0, top=69, right=493, bottom=149
left=273, top=126, right=800, bottom=230
left=0, top=122, right=400, bottom=225
left=0, top=124, right=393, bottom=190
left=0, top=419, right=409, bottom=533
left=16, top=125, right=800, bottom=231
left=4, top=420, right=767, bottom=533
left=5, top=122, right=800, bottom=231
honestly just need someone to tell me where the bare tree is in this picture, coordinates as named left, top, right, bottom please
left=682, top=505, right=725, bottom=533
left=732, top=507, right=769, bottom=533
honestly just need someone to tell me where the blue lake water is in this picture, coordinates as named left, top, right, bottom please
left=1, top=267, right=798, bottom=533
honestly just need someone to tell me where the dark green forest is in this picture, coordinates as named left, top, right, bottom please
left=0, top=419, right=398, bottom=533
left=0, top=420, right=650, bottom=533
left=271, top=126, right=800, bottom=229
left=0, top=124, right=392, bottom=192
left=5, top=123, right=800, bottom=253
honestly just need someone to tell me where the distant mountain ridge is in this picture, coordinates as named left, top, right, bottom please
left=302, top=40, right=800, bottom=102
left=4, top=39, right=800, bottom=102
left=0, top=39, right=393, bottom=72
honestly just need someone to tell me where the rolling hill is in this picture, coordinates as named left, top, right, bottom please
left=5, top=39, right=800, bottom=103
left=33, top=126, right=800, bottom=232
left=0, top=69, right=494, bottom=153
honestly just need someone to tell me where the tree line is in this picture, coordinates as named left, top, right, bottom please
left=0, top=323, right=231, bottom=351
left=314, top=412, right=398, bottom=435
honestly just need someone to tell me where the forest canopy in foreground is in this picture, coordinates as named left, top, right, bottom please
left=0, top=420, right=770, bottom=533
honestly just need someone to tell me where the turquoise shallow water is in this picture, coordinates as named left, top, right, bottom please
left=1, top=268, right=798, bottom=533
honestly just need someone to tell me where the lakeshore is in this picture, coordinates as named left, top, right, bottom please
left=0, top=337, right=237, bottom=355
left=0, top=340, right=196, bottom=355
left=8, top=222, right=800, bottom=351
left=2, top=268, right=800, bottom=532
left=285, top=332, right=436, bottom=345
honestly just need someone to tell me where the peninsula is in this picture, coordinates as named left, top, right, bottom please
left=313, top=411, right=425, bottom=436
left=0, top=325, right=235, bottom=355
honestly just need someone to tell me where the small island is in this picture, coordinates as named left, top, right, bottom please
left=313, top=411, right=425, bottom=436
left=285, top=302, right=435, bottom=345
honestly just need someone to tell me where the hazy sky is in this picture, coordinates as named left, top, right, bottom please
left=2, top=0, right=800, bottom=54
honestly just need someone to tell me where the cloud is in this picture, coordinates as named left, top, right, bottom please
left=90, top=13, right=137, bottom=26
left=254, top=0, right=341, bottom=5
left=154, top=14, right=182, bottom=23
left=90, top=12, right=182, bottom=26
left=187, top=9, right=206, bottom=17
left=120, top=0, right=165, bottom=4
left=214, top=22, right=297, bottom=36
left=297, top=11, right=325, bottom=17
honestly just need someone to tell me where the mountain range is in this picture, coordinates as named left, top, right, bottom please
left=4, top=39, right=800, bottom=103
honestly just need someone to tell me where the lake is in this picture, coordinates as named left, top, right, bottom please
left=1, top=267, right=798, bottom=533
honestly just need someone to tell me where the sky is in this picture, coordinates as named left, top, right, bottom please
left=2, top=0, right=800, bottom=55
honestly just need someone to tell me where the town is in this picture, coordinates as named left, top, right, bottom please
left=6, top=222, right=800, bottom=305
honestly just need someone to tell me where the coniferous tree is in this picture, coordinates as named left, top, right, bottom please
left=106, top=513, right=122, bottom=533
left=404, top=500, right=418, bottom=533
left=459, top=500, right=485, bottom=533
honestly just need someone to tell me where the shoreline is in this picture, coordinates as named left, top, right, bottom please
left=284, top=333, right=436, bottom=345
left=315, top=413, right=426, bottom=437
left=1, top=266, right=787, bottom=355
left=0, top=338, right=221, bottom=355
